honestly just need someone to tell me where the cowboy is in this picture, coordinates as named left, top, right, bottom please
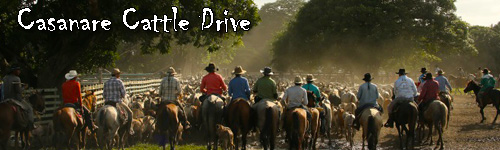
left=435, top=70, right=452, bottom=94
left=252, top=67, right=278, bottom=103
left=61, top=70, right=98, bottom=132
left=418, top=68, right=427, bottom=84
left=282, top=76, right=311, bottom=119
left=302, top=74, right=321, bottom=107
left=228, top=66, right=251, bottom=101
left=385, top=69, right=417, bottom=128
left=478, top=68, right=496, bottom=106
left=103, top=68, right=133, bottom=127
left=159, top=67, right=191, bottom=130
left=1, top=65, right=36, bottom=129
left=199, top=63, right=228, bottom=102
left=417, top=73, right=440, bottom=119
left=352, top=73, right=382, bottom=130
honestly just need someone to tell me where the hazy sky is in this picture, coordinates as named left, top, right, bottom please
left=253, top=0, right=500, bottom=26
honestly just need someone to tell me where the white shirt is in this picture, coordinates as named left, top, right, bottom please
left=394, top=75, right=417, bottom=99
left=282, top=85, right=308, bottom=108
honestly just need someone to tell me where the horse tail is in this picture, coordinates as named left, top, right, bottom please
left=441, top=104, right=448, bottom=130
left=98, top=108, right=106, bottom=128
left=264, top=107, right=274, bottom=135
left=266, top=107, right=277, bottom=148
left=292, top=111, right=300, bottom=147
left=367, top=116, right=378, bottom=150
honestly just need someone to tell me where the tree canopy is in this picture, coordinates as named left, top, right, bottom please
left=271, top=0, right=476, bottom=74
left=0, top=0, right=260, bottom=87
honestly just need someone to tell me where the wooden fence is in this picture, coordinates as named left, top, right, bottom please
left=22, top=78, right=162, bottom=125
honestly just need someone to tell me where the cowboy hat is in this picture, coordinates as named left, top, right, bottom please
left=205, top=63, right=218, bottom=72
left=306, top=74, right=316, bottom=82
left=362, top=73, right=373, bottom=82
left=65, top=70, right=79, bottom=80
left=167, top=67, right=177, bottom=75
left=425, top=73, right=433, bottom=80
left=437, top=70, right=445, bottom=75
left=232, top=66, right=246, bottom=75
left=483, top=68, right=490, bottom=74
left=9, top=65, right=21, bottom=73
left=420, top=68, right=427, bottom=73
left=396, top=69, right=408, bottom=75
left=112, top=68, right=121, bottom=75
left=260, top=67, right=274, bottom=76
left=294, top=76, right=303, bottom=84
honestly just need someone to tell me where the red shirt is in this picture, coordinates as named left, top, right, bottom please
left=200, top=73, right=227, bottom=95
left=62, top=80, right=82, bottom=106
left=418, top=79, right=440, bottom=103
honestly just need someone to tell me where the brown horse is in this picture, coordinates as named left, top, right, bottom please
left=307, top=108, right=320, bottom=150
left=83, top=91, right=97, bottom=112
left=52, top=106, right=85, bottom=149
left=285, top=108, right=308, bottom=150
left=464, top=80, right=500, bottom=124
left=0, top=91, right=45, bottom=150
left=438, top=92, right=452, bottom=128
left=224, top=98, right=253, bottom=150
left=156, top=103, right=183, bottom=150
left=422, top=100, right=448, bottom=150
left=359, top=108, right=383, bottom=150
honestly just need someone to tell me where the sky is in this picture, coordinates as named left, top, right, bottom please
left=253, top=0, right=500, bottom=26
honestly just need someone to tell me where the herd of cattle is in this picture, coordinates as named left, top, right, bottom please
left=25, top=75, right=451, bottom=150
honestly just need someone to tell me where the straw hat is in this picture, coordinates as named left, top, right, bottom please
left=306, top=74, right=316, bottom=82
left=294, top=76, right=303, bottom=84
left=232, top=66, right=246, bottom=75
left=65, top=70, right=79, bottom=80
left=437, top=70, right=445, bottom=75
left=167, top=67, right=177, bottom=75
left=112, top=68, right=121, bottom=75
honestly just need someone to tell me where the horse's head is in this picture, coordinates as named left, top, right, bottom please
left=28, top=90, right=45, bottom=113
left=464, top=80, right=479, bottom=93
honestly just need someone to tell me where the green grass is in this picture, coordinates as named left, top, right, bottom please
left=121, top=143, right=206, bottom=150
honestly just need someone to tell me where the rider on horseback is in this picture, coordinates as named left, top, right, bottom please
left=199, top=63, right=228, bottom=102
left=252, top=67, right=278, bottom=103
left=435, top=70, right=452, bottom=94
left=353, top=73, right=382, bottom=130
left=61, top=70, right=98, bottom=132
left=478, top=68, right=496, bottom=106
left=159, top=67, right=191, bottom=130
left=103, top=68, right=133, bottom=130
left=282, top=76, right=311, bottom=120
left=1, top=65, right=36, bottom=130
left=385, top=69, right=418, bottom=128
left=417, top=73, right=440, bottom=119
left=228, top=66, right=251, bottom=102
left=302, top=74, right=321, bottom=107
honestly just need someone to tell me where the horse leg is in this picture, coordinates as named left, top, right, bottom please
left=362, top=132, right=365, bottom=150
left=14, top=131, right=19, bottom=149
left=492, top=104, right=500, bottom=124
left=396, top=125, right=403, bottom=150
left=480, top=107, right=486, bottom=123
left=427, top=123, right=433, bottom=145
left=24, top=131, right=30, bottom=150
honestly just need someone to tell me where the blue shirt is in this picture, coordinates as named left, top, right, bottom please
left=228, top=76, right=251, bottom=100
left=418, top=73, right=425, bottom=83
left=434, top=75, right=452, bottom=92
left=302, top=83, right=321, bottom=101
left=357, top=82, right=379, bottom=108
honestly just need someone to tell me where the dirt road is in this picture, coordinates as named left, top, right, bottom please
left=180, top=94, right=500, bottom=149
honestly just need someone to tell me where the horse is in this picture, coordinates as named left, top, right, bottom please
left=421, top=100, right=448, bottom=150
left=464, top=80, right=500, bottom=124
left=156, top=103, right=183, bottom=150
left=0, top=91, right=45, bottom=150
left=285, top=108, right=308, bottom=150
left=83, top=91, right=97, bottom=112
left=393, top=101, right=418, bottom=150
left=342, top=112, right=355, bottom=149
left=252, top=99, right=280, bottom=150
left=307, top=108, right=320, bottom=150
left=319, top=97, right=333, bottom=145
left=95, top=102, right=133, bottom=150
left=201, top=95, right=225, bottom=150
left=359, top=108, right=383, bottom=150
left=52, top=105, right=86, bottom=149
left=224, top=98, right=253, bottom=150
left=438, top=92, right=452, bottom=128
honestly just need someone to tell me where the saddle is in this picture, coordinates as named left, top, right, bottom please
left=62, top=103, right=83, bottom=118
left=105, top=102, right=129, bottom=125
left=3, top=99, right=30, bottom=129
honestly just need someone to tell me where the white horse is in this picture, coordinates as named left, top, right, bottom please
left=201, top=95, right=224, bottom=150
left=95, top=102, right=133, bottom=150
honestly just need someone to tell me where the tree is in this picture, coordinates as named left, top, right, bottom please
left=0, top=0, right=260, bottom=88
left=229, top=0, right=305, bottom=72
left=270, top=0, right=475, bottom=75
